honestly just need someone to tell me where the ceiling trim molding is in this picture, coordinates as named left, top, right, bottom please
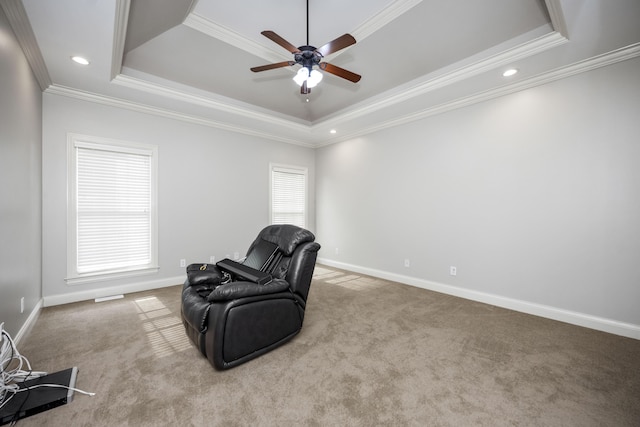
left=315, top=30, right=568, bottom=131
left=183, top=12, right=287, bottom=64
left=42, top=42, right=640, bottom=150
left=110, top=0, right=130, bottom=80
left=351, top=0, right=423, bottom=42
left=113, top=28, right=568, bottom=141
left=112, top=73, right=311, bottom=132
left=184, top=0, right=423, bottom=63
left=319, top=42, right=640, bottom=147
left=545, top=0, right=568, bottom=38
left=45, top=84, right=313, bottom=147
left=1, top=0, right=52, bottom=91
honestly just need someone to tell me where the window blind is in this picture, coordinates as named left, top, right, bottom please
left=271, top=166, right=306, bottom=228
left=76, top=145, right=152, bottom=274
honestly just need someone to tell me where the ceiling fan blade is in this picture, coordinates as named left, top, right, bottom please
left=319, top=62, right=361, bottom=83
left=315, top=34, right=356, bottom=57
left=300, top=80, right=311, bottom=94
left=261, top=30, right=301, bottom=54
left=250, top=61, right=296, bottom=72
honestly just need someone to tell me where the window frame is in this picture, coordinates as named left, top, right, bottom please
left=269, top=163, right=308, bottom=228
left=66, top=133, right=159, bottom=285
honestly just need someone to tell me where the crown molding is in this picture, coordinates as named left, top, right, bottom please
left=315, top=29, right=568, bottom=131
left=1, top=0, right=52, bottom=91
left=45, top=84, right=313, bottom=147
left=119, top=0, right=567, bottom=143
left=112, top=73, right=311, bottom=132
left=351, top=0, right=423, bottom=42
left=184, top=0, right=423, bottom=63
left=319, top=42, right=640, bottom=147
left=183, top=13, right=287, bottom=64
left=110, top=0, right=130, bottom=80
left=42, top=42, right=640, bottom=149
left=545, top=0, right=568, bottom=38
left=112, top=26, right=568, bottom=142
left=320, top=0, right=424, bottom=63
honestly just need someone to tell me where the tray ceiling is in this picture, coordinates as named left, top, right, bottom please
left=7, top=0, right=640, bottom=146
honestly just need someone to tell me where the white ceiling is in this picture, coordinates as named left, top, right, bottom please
left=7, top=0, right=640, bottom=147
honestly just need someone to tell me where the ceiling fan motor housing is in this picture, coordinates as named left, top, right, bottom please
left=295, top=47, right=322, bottom=70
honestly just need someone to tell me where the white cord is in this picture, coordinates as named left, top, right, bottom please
left=0, top=328, right=95, bottom=409
left=12, top=383, right=95, bottom=396
left=1, top=329, right=34, bottom=406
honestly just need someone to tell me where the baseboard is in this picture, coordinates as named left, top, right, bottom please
left=43, top=275, right=184, bottom=307
left=317, top=258, right=640, bottom=340
left=14, top=298, right=43, bottom=347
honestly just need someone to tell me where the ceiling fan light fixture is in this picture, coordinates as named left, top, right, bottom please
left=307, top=69, right=323, bottom=88
left=293, top=67, right=309, bottom=86
left=293, top=67, right=323, bottom=88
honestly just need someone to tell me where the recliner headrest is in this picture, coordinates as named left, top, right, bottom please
left=257, top=224, right=315, bottom=256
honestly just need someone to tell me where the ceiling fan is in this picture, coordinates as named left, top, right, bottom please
left=250, top=0, right=361, bottom=95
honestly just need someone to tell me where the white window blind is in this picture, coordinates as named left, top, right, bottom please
left=67, top=135, right=158, bottom=283
left=271, top=165, right=307, bottom=228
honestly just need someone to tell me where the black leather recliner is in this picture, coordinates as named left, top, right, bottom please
left=181, top=225, right=321, bottom=370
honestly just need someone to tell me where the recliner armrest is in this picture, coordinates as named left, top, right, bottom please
left=207, top=278, right=290, bottom=302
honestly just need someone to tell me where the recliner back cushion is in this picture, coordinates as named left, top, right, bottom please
left=244, top=224, right=316, bottom=281
left=254, top=224, right=315, bottom=256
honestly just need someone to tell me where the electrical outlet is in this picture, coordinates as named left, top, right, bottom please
left=233, top=252, right=240, bottom=260
left=210, top=256, right=215, bottom=263
left=404, top=259, right=410, bottom=268
left=450, top=266, right=457, bottom=276
left=20, top=297, right=24, bottom=313
left=180, top=259, right=186, bottom=268
left=335, top=247, right=340, bottom=255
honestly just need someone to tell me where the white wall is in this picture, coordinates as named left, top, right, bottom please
left=42, top=94, right=315, bottom=304
left=316, top=57, right=640, bottom=335
left=0, top=8, right=43, bottom=337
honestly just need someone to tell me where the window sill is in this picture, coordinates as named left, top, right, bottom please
left=65, top=266, right=160, bottom=286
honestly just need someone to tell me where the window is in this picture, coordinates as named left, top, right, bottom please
left=67, top=134, right=158, bottom=284
left=270, top=164, right=307, bottom=228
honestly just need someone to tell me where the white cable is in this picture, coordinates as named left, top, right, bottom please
left=1, top=330, right=42, bottom=395
left=12, top=383, right=95, bottom=396
left=1, top=328, right=95, bottom=409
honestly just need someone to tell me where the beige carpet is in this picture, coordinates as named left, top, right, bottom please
left=14, top=266, right=640, bottom=426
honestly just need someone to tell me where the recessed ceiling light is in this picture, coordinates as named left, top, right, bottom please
left=502, top=68, right=518, bottom=77
left=330, top=129, right=337, bottom=134
left=71, top=56, right=90, bottom=65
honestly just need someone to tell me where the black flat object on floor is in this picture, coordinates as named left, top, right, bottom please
left=0, top=367, right=77, bottom=425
